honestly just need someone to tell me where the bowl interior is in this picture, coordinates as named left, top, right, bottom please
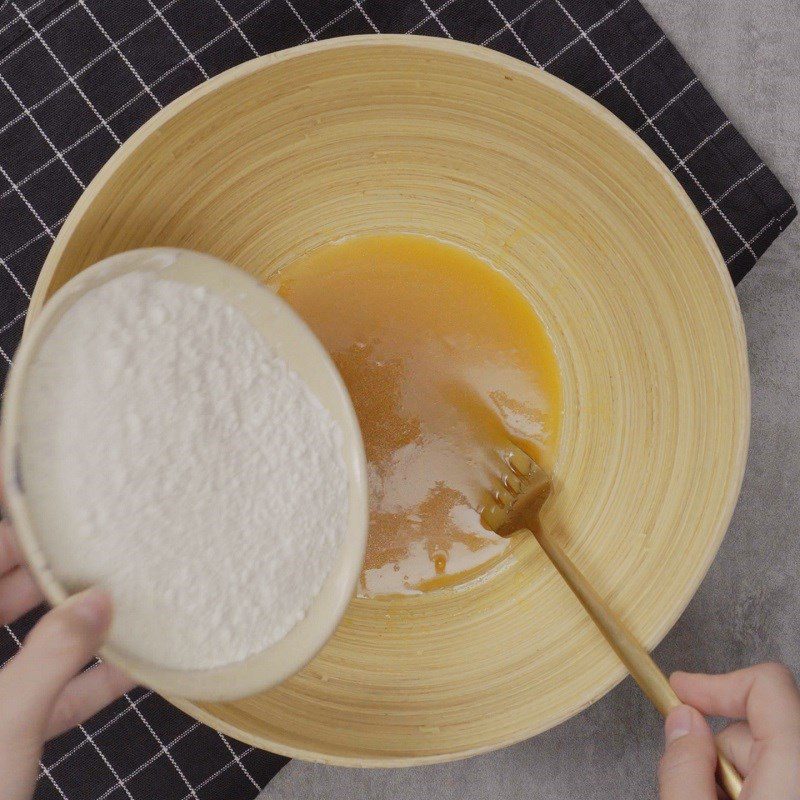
left=29, top=37, right=748, bottom=764
left=1, top=247, right=369, bottom=701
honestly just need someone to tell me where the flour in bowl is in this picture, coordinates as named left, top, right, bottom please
left=20, top=271, right=349, bottom=670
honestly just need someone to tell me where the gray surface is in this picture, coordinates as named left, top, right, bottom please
left=262, top=3, right=800, bottom=797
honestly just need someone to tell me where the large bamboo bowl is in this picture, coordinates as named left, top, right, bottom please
left=30, top=36, right=748, bottom=765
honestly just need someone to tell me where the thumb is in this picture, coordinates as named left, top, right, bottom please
left=1, top=587, right=113, bottom=738
left=659, top=705, right=718, bottom=800
left=0, top=588, right=113, bottom=800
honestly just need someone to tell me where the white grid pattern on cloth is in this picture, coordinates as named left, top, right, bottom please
left=80, top=726, right=135, bottom=800
left=702, top=162, right=765, bottom=216
left=213, top=0, right=260, bottom=54
left=634, top=75, right=698, bottom=131
left=1, top=212, right=66, bottom=264
left=0, top=0, right=269, bottom=191
left=544, top=0, right=632, bottom=70
left=0, top=2, right=81, bottom=71
left=177, top=747, right=256, bottom=800
left=0, top=160, right=54, bottom=292
left=282, top=0, right=316, bottom=42
left=670, top=119, right=730, bottom=174
left=301, top=1, right=362, bottom=40
left=92, top=723, right=201, bottom=800
left=38, top=692, right=153, bottom=778
left=35, top=708, right=211, bottom=800
left=217, top=733, right=261, bottom=791
left=480, top=0, right=544, bottom=45
left=0, top=0, right=208, bottom=141
left=0, top=308, right=28, bottom=333
left=551, top=0, right=757, bottom=259
left=38, top=765, right=69, bottom=800
left=123, top=696, right=200, bottom=800
left=484, top=0, right=542, bottom=66
left=0, top=1, right=795, bottom=798
left=1, top=252, right=31, bottom=297
left=0, top=0, right=52, bottom=31
left=725, top=201, right=797, bottom=265
left=353, top=1, right=380, bottom=33
left=420, top=0, right=453, bottom=38
left=144, top=0, right=209, bottom=79
left=591, top=30, right=664, bottom=96
left=11, top=1, right=123, bottom=144
left=0, top=70, right=85, bottom=190
left=78, top=0, right=163, bottom=109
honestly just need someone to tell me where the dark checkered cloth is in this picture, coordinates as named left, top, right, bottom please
left=0, top=0, right=795, bottom=798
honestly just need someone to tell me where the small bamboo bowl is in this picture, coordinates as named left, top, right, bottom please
left=1, top=247, right=370, bottom=701
left=24, top=36, right=748, bottom=765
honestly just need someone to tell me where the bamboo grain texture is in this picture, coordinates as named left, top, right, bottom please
left=30, top=37, right=749, bottom=766
left=531, top=527, right=742, bottom=798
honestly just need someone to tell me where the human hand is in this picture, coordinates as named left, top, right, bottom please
left=659, top=663, right=800, bottom=799
left=0, top=508, right=133, bottom=799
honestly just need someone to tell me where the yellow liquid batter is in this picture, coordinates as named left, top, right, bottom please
left=273, top=235, right=561, bottom=595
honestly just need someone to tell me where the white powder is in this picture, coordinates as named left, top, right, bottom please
left=20, top=271, right=349, bottom=670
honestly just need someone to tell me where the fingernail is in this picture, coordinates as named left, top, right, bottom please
left=665, top=705, right=694, bottom=744
left=70, top=587, right=112, bottom=634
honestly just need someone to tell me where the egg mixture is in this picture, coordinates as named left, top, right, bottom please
left=273, top=235, right=561, bottom=596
